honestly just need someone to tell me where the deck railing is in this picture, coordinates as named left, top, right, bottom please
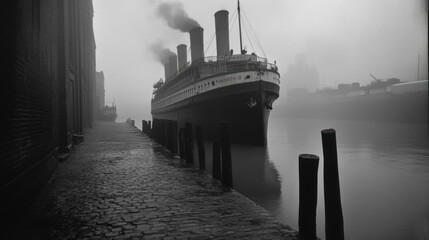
left=164, top=54, right=278, bottom=83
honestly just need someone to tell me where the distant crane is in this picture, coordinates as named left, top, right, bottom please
left=369, top=74, right=380, bottom=81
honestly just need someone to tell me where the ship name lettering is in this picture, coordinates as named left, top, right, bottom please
left=220, top=76, right=235, bottom=83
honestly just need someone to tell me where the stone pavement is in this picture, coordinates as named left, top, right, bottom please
left=12, top=121, right=298, bottom=239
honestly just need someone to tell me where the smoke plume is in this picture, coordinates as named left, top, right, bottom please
left=150, top=42, right=175, bottom=64
left=157, top=1, right=200, bottom=32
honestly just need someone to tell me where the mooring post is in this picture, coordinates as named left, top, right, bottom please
left=220, top=122, right=232, bottom=188
left=179, top=128, right=185, bottom=159
left=156, top=119, right=161, bottom=144
left=162, top=120, right=167, bottom=147
left=142, top=120, right=146, bottom=134
left=148, top=120, right=152, bottom=138
left=172, top=121, right=178, bottom=154
left=169, top=121, right=174, bottom=152
left=157, top=120, right=161, bottom=143
left=152, top=120, right=155, bottom=140
left=195, top=125, right=206, bottom=170
left=131, top=120, right=135, bottom=127
left=321, top=129, right=344, bottom=240
left=298, top=154, right=319, bottom=240
left=158, top=120, right=163, bottom=145
left=185, top=123, right=194, bottom=164
left=166, top=121, right=172, bottom=151
left=153, top=120, right=158, bottom=142
left=212, top=140, right=221, bottom=181
left=164, top=121, right=168, bottom=149
left=164, top=120, right=169, bottom=149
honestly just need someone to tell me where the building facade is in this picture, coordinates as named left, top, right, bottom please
left=94, top=71, right=106, bottom=118
left=0, top=0, right=96, bottom=222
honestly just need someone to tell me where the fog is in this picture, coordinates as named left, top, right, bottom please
left=93, top=0, right=427, bottom=121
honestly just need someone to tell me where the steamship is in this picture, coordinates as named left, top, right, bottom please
left=151, top=3, right=280, bottom=146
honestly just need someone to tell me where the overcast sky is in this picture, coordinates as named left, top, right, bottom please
left=93, top=0, right=428, bottom=121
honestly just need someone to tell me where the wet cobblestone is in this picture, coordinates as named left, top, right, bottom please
left=14, top=121, right=298, bottom=239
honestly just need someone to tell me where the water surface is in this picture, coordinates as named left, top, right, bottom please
left=138, top=116, right=429, bottom=239
left=231, top=115, right=429, bottom=240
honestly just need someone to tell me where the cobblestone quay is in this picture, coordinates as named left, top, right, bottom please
left=13, top=121, right=298, bottom=240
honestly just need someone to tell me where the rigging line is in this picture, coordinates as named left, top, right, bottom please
left=227, top=9, right=238, bottom=53
left=243, top=11, right=266, bottom=57
left=229, top=8, right=237, bottom=24
left=210, top=45, right=216, bottom=57
left=241, top=20, right=256, bottom=54
left=240, top=4, right=266, bottom=57
left=204, top=32, right=216, bottom=56
left=229, top=12, right=238, bottom=34
left=230, top=8, right=238, bottom=30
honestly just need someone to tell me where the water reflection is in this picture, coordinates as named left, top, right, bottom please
left=203, top=143, right=282, bottom=199
left=265, top=116, right=429, bottom=240
left=230, top=145, right=281, bottom=198
left=150, top=117, right=429, bottom=239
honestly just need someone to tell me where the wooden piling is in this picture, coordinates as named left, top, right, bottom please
left=156, top=119, right=161, bottom=144
left=153, top=119, right=158, bottom=142
left=185, top=122, right=194, bottom=164
left=172, top=121, right=178, bottom=154
left=321, top=129, right=344, bottom=240
left=157, top=119, right=162, bottom=145
left=298, top=154, right=319, bottom=240
left=195, top=125, right=206, bottom=170
left=220, top=122, right=232, bottom=188
left=164, top=120, right=169, bottom=149
left=162, top=120, right=166, bottom=145
left=153, top=120, right=156, bottom=140
left=166, top=121, right=173, bottom=151
left=169, top=121, right=174, bottom=152
left=131, top=120, right=135, bottom=127
left=157, top=119, right=161, bottom=144
left=148, top=120, right=152, bottom=138
left=179, top=128, right=185, bottom=159
left=212, top=140, right=221, bottom=181
left=162, top=120, right=167, bottom=147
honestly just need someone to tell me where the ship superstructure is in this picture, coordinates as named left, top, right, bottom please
left=151, top=2, right=280, bottom=145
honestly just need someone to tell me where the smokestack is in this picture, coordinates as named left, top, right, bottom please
left=177, top=44, right=187, bottom=71
left=149, top=42, right=176, bottom=81
left=168, top=53, right=178, bottom=80
left=214, top=10, right=229, bottom=57
left=164, top=62, right=170, bottom=81
left=190, top=27, right=204, bottom=64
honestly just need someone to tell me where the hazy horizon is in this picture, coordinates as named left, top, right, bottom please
left=93, top=0, right=428, bottom=121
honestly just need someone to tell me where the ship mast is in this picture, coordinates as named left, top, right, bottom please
left=238, top=0, right=243, bottom=54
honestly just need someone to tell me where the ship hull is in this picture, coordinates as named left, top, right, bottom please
left=152, top=81, right=279, bottom=146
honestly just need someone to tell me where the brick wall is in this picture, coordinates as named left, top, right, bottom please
left=1, top=0, right=58, bottom=188
left=0, top=0, right=96, bottom=222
